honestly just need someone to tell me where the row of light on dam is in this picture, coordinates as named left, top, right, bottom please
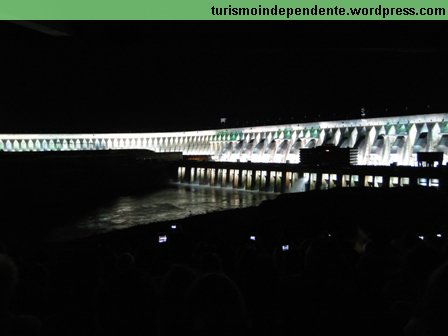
left=0, top=113, right=447, bottom=166
left=177, top=165, right=442, bottom=194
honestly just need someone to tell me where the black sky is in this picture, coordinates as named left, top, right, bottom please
left=1, top=21, right=448, bottom=133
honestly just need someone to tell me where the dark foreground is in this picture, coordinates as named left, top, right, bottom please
left=1, top=186, right=447, bottom=336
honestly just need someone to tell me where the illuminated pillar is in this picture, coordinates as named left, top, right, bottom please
left=272, top=171, right=278, bottom=192
left=177, top=166, right=182, bottom=183
left=199, top=168, right=206, bottom=185
left=321, top=173, right=329, bottom=190
left=249, top=170, right=255, bottom=190
left=206, top=168, right=211, bottom=185
left=218, top=168, right=222, bottom=186
left=211, top=168, right=216, bottom=186
left=349, top=175, right=355, bottom=187
left=225, top=168, right=230, bottom=187
left=192, top=167, right=198, bottom=184
left=253, top=170, right=259, bottom=191
left=233, top=169, right=239, bottom=188
left=272, top=171, right=281, bottom=192
left=303, top=172, right=311, bottom=191
left=288, top=171, right=295, bottom=191
left=197, top=168, right=202, bottom=184
left=220, top=169, right=225, bottom=187
left=216, top=169, right=221, bottom=186
left=202, top=168, right=207, bottom=185
left=291, top=171, right=299, bottom=191
left=199, top=168, right=204, bottom=185
left=308, top=173, right=315, bottom=190
left=230, top=169, right=235, bottom=188
left=244, top=169, right=249, bottom=189
left=243, top=170, right=248, bottom=190
left=260, top=171, right=266, bottom=190
left=327, top=173, right=333, bottom=189
left=202, top=168, right=207, bottom=184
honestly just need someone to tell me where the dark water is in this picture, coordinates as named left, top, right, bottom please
left=46, top=184, right=278, bottom=241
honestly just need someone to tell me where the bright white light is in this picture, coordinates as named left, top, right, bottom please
left=418, top=236, right=424, bottom=241
left=250, top=236, right=256, bottom=241
left=437, top=233, right=442, bottom=238
left=159, top=235, right=167, bottom=243
left=1, top=113, right=448, bottom=167
left=171, top=225, right=177, bottom=230
left=282, top=245, right=289, bottom=251
left=328, top=233, right=332, bottom=237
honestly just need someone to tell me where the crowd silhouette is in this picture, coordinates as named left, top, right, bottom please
left=0, top=187, right=447, bottom=336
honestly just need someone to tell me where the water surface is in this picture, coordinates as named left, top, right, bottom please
left=46, top=184, right=278, bottom=241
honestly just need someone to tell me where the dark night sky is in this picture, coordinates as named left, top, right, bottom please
left=1, top=21, right=448, bottom=133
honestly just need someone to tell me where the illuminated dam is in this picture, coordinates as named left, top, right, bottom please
left=2, top=113, right=448, bottom=166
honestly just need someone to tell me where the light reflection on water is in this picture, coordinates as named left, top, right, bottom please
left=46, top=185, right=278, bottom=241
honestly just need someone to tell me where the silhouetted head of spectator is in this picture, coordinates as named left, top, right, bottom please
left=236, top=249, right=278, bottom=302
left=185, top=273, right=247, bottom=336
left=116, top=252, right=136, bottom=272
left=304, top=238, right=354, bottom=289
left=0, top=254, right=18, bottom=313
left=199, top=252, right=223, bottom=273
left=274, top=243, right=301, bottom=276
left=95, top=244, right=117, bottom=283
left=160, top=265, right=197, bottom=336
left=98, top=270, right=159, bottom=336
left=162, top=264, right=196, bottom=305
left=332, top=220, right=370, bottom=255
left=305, top=238, right=346, bottom=273
left=353, top=226, right=370, bottom=254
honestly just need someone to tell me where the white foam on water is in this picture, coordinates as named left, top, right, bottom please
left=46, top=185, right=277, bottom=241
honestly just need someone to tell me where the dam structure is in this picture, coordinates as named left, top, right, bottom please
left=1, top=113, right=448, bottom=167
